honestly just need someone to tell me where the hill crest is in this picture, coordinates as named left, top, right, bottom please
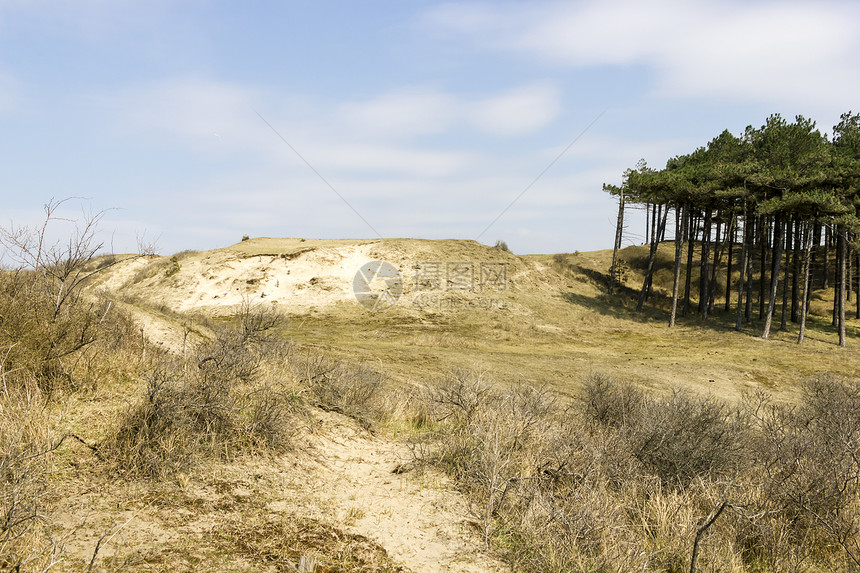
left=91, top=237, right=564, bottom=316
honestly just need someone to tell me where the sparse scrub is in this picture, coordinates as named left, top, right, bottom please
left=130, top=256, right=173, bottom=283
left=0, top=270, right=112, bottom=394
left=163, top=255, right=181, bottom=277
left=580, top=371, right=643, bottom=427
left=0, top=199, right=154, bottom=399
left=129, top=250, right=198, bottom=284
left=432, top=368, right=494, bottom=424
left=749, top=375, right=860, bottom=569
left=104, top=307, right=299, bottom=477
left=410, top=369, right=860, bottom=572
left=292, top=351, right=385, bottom=427
left=626, top=388, right=750, bottom=486
left=0, top=382, right=64, bottom=570
left=216, top=514, right=405, bottom=572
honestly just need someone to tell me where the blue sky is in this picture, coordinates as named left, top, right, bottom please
left=2, top=1, right=859, bottom=256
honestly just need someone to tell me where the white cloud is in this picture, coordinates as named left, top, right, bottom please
left=424, top=0, right=860, bottom=110
left=336, top=83, right=562, bottom=138
left=102, top=77, right=265, bottom=151
left=468, top=84, right=561, bottom=135
left=0, top=0, right=176, bottom=37
left=102, top=78, right=559, bottom=179
left=337, top=89, right=458, bottom=138
left=304, top=143, right=480, bottom=178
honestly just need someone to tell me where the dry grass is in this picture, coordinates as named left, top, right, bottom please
left=6, top=227, right=860, bottom=572
left=214, top=514, right=406, bottom=573
left=103, top=313, right=302, bottom=478
left=404, top=369, right=860, bottom=572
left=0, top=384, right=65, bottom=571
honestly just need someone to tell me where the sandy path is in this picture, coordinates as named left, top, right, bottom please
left=108, top=300, right=183, bottom=355
left=297, top=411, right=509, bottom=573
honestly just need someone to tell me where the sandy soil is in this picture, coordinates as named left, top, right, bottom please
left=59, top=243, right=515, bottom=571
left=296, top=410, right=509, bottom=573
left=89, top=237, right=544, bottom=317
left=52, top=409, right=508, bottom=573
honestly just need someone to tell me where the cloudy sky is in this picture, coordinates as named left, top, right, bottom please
left=2, top=1, right=858, bottom=255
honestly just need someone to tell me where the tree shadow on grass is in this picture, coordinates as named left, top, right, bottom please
left=562, top=284, right=860, bottom=347
left=559, top=259, right=860, bottom=347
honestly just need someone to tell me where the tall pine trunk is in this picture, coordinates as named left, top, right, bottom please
left=745, top=217, right=754, bottom=322
left=848, top=243, right=853, bottom=304
left=683, top=213, right=696, bottom=317
left=798, top=221, right=814, bottom=344
left=833, top=226, right=841, bottom=327
left=824, top=225, right=831, bottom=289
left=762, top=216, right=784, bottom=339
left=780, top=217, right=792, bottom=331
left=637, top=206, right=668, bottom=311
left=645, top=202, right=651, bottom=247
left=838, top=226, right=848, bottom=347
left=707, top=213, right=724, bottom=313
left=791, top=217, right=801, bottom=322
left=608, top=189, right=625, bottom=295
left=670, top=206, right=684, bottom=327
left=725, top=216, right=736, bottom=312
left=759, top=216, right=769, bottom=320
left=657, top=204, right=667, bottom=242
left=699, top=208, right=713, bottom=320
left=735, top=209, right=749, bottom=331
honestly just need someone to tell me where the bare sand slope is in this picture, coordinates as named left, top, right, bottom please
left=284, top=410, right=509, bottom=573
left=53, top=409, right=509, bottom=573
left=90, top=238, right=563, bottom=316
left=70, top=238, right=524, bottom=572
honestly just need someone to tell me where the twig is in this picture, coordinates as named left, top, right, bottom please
left=690, top=499, right=728, bottom=573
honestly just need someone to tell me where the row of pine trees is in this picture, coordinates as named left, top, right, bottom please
left=604, top=112, right=860, bottom=346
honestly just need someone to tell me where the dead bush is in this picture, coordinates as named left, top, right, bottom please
left=579, top=371, right=644, bottom=428
left=0, top=383, right=63, bottom=570
left=240, top=383, right=301, bottom=452
left=415, top=374, right=566, bottom=550
left=751, top=375, right=860, bottom=568
left=0, top=269, right=111, bottom=395
left=293, top=351, right=384, bottom=427
left=236, top=295, right=280, bottom=343
left=0, top=199, right=132, bottom=396
left=105, top=312, right=297, bottom=477
left=431, top=368, right=493, bottom=424
left=107, top=367, right=197, bottom=476
left=624, top=388, right=750, bottom=487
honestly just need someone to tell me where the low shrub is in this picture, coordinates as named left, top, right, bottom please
left=412, top=370, right=860, bottom=572
left=104, top=307, right=298, bottom=477
left=292, top=351, right=384, bottom=428
left=579, top=371, right=643, bottom=428
left=0, top=383, right=63, bottom=570
left=627, top=388, right=750, bottom=486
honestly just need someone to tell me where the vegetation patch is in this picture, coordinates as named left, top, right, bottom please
left=215, top=514, right=406, bottom=573
left=409, top=370, right=860, bottom=572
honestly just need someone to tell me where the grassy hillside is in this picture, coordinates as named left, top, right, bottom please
left=88, top=238, right=860, bottom=402
left=264, top=241, right=859, bottom=402
left=3, top=235, right=860, bottom=572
